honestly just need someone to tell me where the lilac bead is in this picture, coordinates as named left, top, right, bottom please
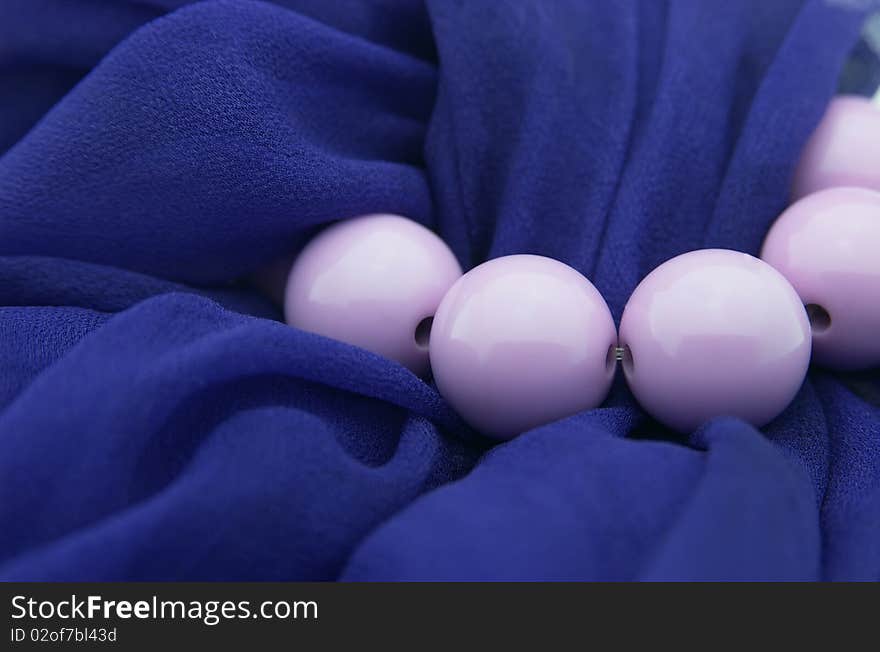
left=619, top=249, right=811, bottom=433
left=284, top=214, right=462, bottom=375
left=429, top=255, right=617, bottom=440
left=792, top=96, right=880, bottom=200
left=761, top=187, right=880, bottom=371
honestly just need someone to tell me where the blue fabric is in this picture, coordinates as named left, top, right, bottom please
left=0, top=0, right=877, bottom=581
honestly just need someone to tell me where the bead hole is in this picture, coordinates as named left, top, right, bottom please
left=621, top=345, right=634, bottom=376
left=805, top=304, right=831, bottom=334
left=414, top=316, right=433, bottom=349
left=605, top=344, right=617, bottom=375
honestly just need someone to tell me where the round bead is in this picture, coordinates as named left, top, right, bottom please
left=618, top=249, right=811, bottom=433
left=429, top=255, right=617, bottom=440
left=792, top=95, right=880, bottom=200
left=761, top=187, right=880, bottom=370
left=284, top=214, right=462, bottom=375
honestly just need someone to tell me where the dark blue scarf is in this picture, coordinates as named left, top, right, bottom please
left=0, top=0, right=876, bottom=580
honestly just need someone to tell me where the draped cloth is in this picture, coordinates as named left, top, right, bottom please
left=0, top=0, right=877, bottom=580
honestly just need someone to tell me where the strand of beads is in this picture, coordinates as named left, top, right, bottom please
left=276, top=97, right=879, bottom=440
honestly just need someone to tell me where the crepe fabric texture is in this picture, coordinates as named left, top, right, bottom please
left=0, top=0, right=878, bottom=580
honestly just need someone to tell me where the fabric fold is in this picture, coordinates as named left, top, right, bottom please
left=0, top=0, right=436, bottom=284
left=0, top=0, right=876, bottom=580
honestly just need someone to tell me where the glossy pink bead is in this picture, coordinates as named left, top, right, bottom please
left=284, top=214, right=462, bottom=375
left=792, top=95, right=880, bottom=200
left=761, top=187, right=880, bottom=370
left=429, top=255, right=617, bottom=440
left=619, top=249, right=811, bottom=433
